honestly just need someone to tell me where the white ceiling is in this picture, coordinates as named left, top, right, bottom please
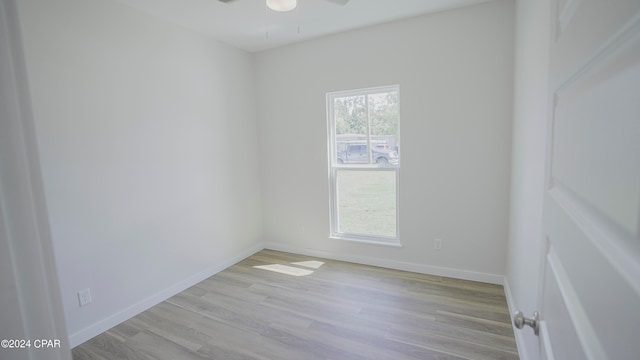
left=116, top=0, right=491, bottom=52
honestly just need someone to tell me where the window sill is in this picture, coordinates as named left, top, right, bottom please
left=329, top=235, right=402, bottom=247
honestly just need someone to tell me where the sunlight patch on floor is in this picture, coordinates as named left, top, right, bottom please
left=253, top=264, right=314, bottom=276
left=291, top=260, right=325, bottom=269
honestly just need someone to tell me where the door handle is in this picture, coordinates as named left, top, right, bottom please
left=513, top=310, right=540, bottom=336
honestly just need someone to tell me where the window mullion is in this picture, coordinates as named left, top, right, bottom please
left=365, top=94, right=372, bottom=165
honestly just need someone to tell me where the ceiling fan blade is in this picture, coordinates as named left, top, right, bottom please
left=324, top=0, right=350, bottom=5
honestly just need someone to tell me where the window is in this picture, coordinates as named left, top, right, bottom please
left=327, top=85, right=400, bottom=245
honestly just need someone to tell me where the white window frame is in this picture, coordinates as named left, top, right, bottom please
left=327, top=85, right=401, bottom=246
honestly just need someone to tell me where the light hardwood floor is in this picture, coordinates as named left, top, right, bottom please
left=72, top=250, right=519, bottom=360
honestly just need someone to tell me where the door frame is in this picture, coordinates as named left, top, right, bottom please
left=0, top=1, right=71, bottom=359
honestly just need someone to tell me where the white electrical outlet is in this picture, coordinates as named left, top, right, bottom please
left=78, top=288, right=92, bottom=307
left=434, top=239, right=442, bottom=250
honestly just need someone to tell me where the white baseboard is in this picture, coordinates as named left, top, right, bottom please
left=503, top=278, right=528, bottom=360
left=68, top=242, right=264, bottom=348
left=264, top=242, right=504, bottom=285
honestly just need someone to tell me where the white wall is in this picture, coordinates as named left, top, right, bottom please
left=16, top=0, right=263, bottom=346
left=505, top=0, right=551, bottom=359
left=255, top=0, right=515, bottom=283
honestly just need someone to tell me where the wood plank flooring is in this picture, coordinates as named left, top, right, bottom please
left=72, top=250, right=519, bottom=360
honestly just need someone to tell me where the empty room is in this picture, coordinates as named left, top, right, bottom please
left=1, top=0, right=638, bottom=359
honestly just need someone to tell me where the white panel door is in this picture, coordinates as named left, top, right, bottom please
left=540, top=0, right=640, bottom=359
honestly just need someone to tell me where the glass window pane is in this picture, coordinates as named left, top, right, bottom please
left=369, top=91, right=399, bottom=166
left=334, top=95, right=367, bottom=165
left=334, top=95, right=366, bottom=136
left=369, top=92, right=399, bottom=137
left=336, top=170, right=396, bottom=238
